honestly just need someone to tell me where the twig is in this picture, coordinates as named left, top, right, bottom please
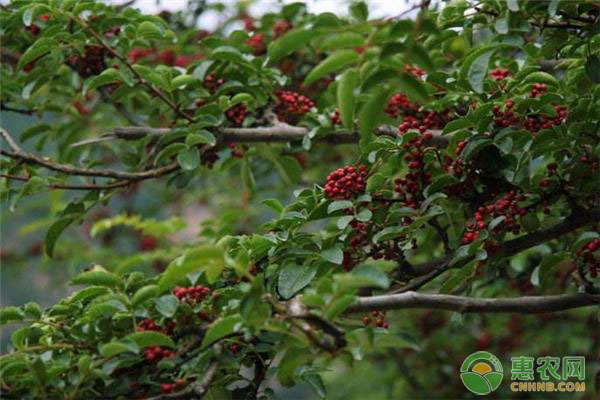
left=1, top=173, right=131, bottom=190
left=1, top=103, right=37, bottom=115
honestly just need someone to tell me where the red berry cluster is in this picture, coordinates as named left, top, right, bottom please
left=230, top=343, right=241, bottom=353
left=137, top=318, right=161, bottom=332
left=275, top=91, right=315, bottom=117
left=523, top=105, right=567, bottom=133
left=160, top=380, right=185, bottom=394
left=490, top=68, right=510, bottom=81
left=386, top=93, right=419, bottom=118
left=492, top=100, right=519, bottom=128
left=204, top=74, right=225, bottom=93
left=463, top=191, right=527, bottom=245
left=273, top=20, right=292, bottom=37
left=348, top=220, right=371, bottom=249
left=25, top=24, right=41, bottom=35
left=67, top=45, right=107, bottom=78
left=243, top=16, right=254, bottom=31
left=530, top=82, right=547, bottom=98
left=444, top=139, right=467, bottom=177
left=228, top=143, right=246, bottom=158
left=404, top=64, right=425, bottom=78
left=226, top=104, right=247, bottom=126
left=362, top=310, right=389, bottom=328
left=128, top=48, right=155, bottom=63
left=342, top=250, right=358, bottom=272
left=394, top=135, right=432, bottom=208
left=173, top=285, right=211, bottom=303
left=143, top=346, right=175, bottom=363
left=330, top=109, right=341, bottom=125
left=246, top=33, right=266, bottom=55
left=139, top=235, right=158, bottom=251
left=324, top=164, right=368, bottom=199
left=579, top=239, right=599, bottom=278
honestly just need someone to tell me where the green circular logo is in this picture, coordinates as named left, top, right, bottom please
left=460, top=351, right=504, bottom=395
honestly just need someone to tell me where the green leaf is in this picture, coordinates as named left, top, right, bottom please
left=154, top=143, right=188, bottom=166
left=20, top=123, right=51, bottom=143
left=212, top=46, right=244, bottom=63
left=328, top=200, right=353, bottom=214
left=349, top=1, right=368, bottom=21
left=177, top=147, right=200, bottom=171
left=337, top=215, right=354, bottom=229
left=278, top=263, right=317, bottom=299
left=201, top=315, right=243, bottom=347
left=302, top=373, right=327, bottom=399
left=78, top=355, right=92, bottom=375
left=397, top=72, right=428, bottom=102
left=157, top=245, right=224, bottom=293
left=321, top=246, right=344, bottom=265
left=126, top=331, right=176, bottom=349
left=262, top=198, right=284, bottom=213
left=70, top=266, right=122, bottom=288
left=337, top=68, right=359, bottom=130
left=137, top=21, right=163, bottom=41
left=303, top=50, right=359, bottom=86
left=439, top=260, right=477, bottom=294
left=353, top=265, right=389, bottom=289
left=241, top=160, right=256, bottom=196
left=17, top=38, right=53, bottom=70
left=23, top=302, right=42, bottom=319
left=268, top=29, right=322, bottom=63
left=0, top=306, right=25, bottom=325
left=585, top=55, right=600, bottom=83
left=84, top=68, right=122, bottom=92
left=548, top=0, right=560, bottom=16
left=495, top=16, right=508, bottom=34
left=356, top=208, right=372, bottom=222
left=521, top=213, right=540, bottom=232
left=468, top=49, right=494, bottom=93
left=186, top=130, right=216, bottom=146
left=358, top=90, right=389, bottom=149
left=154, top=295, right=178, bottom=318
left=320, top=32, right=365, bottom=51
left=45, top=218, right=74, bottom=258
left=172, top=74, right=197, bottom=88
left=324, top=294, right=356, bottom=320
left=523, top=71, right=559, bottom=87
left=410, top=43, right=433, bottom=71
left=507, top=0, right=519, bottom=11
left=132, top=285, right=158, bottom=307
left=99, top=341, right=140, bottom=357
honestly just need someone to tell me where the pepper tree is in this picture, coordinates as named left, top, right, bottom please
left=1, top=0, right=599, bottom=399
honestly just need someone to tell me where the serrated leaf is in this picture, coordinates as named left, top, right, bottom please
left=202, top=315, right=243, bottom=347
left=278, top=263, right=317, bottom=299
left=70, top=266, right=122, bottom=288
left=304, top=50, right=359, bottom=86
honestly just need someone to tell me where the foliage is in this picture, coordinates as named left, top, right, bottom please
left=0, top=0, right=599, bottom=399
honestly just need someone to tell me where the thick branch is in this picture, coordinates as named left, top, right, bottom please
left=347, top=292, right=600, bottom=314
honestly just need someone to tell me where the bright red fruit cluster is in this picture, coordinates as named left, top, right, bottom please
left=492, top=100, right=519, bottom=127
left=394, top=135, right=432, bottom=208
left=404, top=64, right=426, bottom=78
left=523, top=105, right=567, bottom=133
left=490, top=68, right=510, bottom=81
left=67, top=45, right=107, bottom=78
left=386, top=93, right=418, bottom=118
left=362, top=310, right=389, bottom=328
left=173, top=285, right=211, bottom=303
left=204, top=74, right=225, bottom=93
left=137, top=318, right=161, bottom=332
left=226, top=104, right=247, bottom=126
left=579, top=239, right=599, bottom=278
left=324, top=164, right=368, bottom=199
left=246, top=33, right=266, bottom=55
left=273, top=20, right=292, bottom=37
left=275, top=91, right=315, bottom=117
left=143, top=346, right=175, bottom=363
left=463, top=191, right=527, bottom=245
left=530, top=82, right=547, bottom=98
left=330, top=109, right=341, bottom=125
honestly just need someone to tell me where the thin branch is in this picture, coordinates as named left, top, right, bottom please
left=1, top=174, right=131, bottom=190
left=347, top=292, right=600, bottom=314
left=1, top=103, right=37, bottom=115
left=1, top=126, right=179, bottom=181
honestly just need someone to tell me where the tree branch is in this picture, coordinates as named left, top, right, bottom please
left=347, top=292, right=600, bottom=314
left=1, top=127, right=179, bottom=181
left=0, top=173, right=131, bottom=190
